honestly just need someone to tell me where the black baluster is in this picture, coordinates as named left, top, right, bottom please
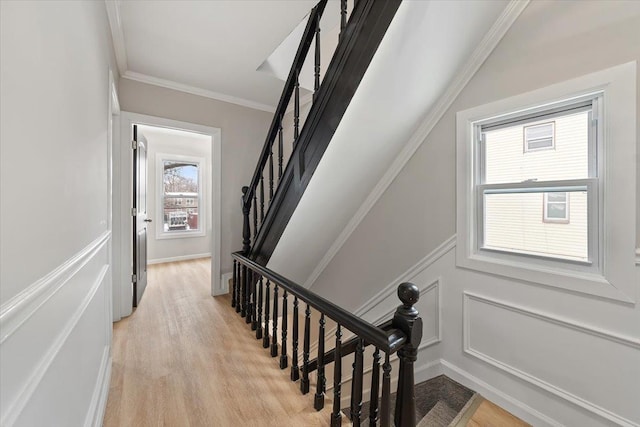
left=263, top=280, right=271, bottom=348
left=314, top=313, right=326, bottom=410
left=270, top=284, right=279, bottom=357
left=294, top=70, right=300, bottom=145
left=300, top=303, right=311, bottom=394
left=340, top=0, right=347, bottom=32
left=314, top=18, right=321, bottom=100
left=369, top=348, right=381, bottom=427
left=231, top=260, right=237, bottom=308
left=241, top=186, right=250, bottom=254
left=290, top=296, right=300, bottom=381
left=269, top=144, right=274, bottom=201
left=253, top=192, right=258, bottom=241
left=235, top=261, right=241, bottom=313
left=381, top=353, right=392, bottom=427
left=351, top=338, right=364, bottom=426
left=393, top=283, right=423, bottom=427
left=241, top=265, right=247, bottom=318
left=246, top=269, right=252, bottom=325
left=250, top=271, right=257, bottom=330
left=278, top=114, right=284, bottom=180
left=259, top=175, right=265, bottom=223
left=330, top=325, right=342, bottom=427
left=280, top=291, right=288, bottom=369
left=256, top=277, right=263, bottom=339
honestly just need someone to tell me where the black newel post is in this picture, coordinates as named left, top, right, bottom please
left=241, top=186, right=251, bottom=255
left=393, top=282, right=422, bottom=427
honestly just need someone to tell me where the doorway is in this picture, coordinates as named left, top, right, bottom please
left=115, top=113, right=221, bottom=319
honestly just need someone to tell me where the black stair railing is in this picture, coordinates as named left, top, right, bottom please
left=232, top=252, right=423, bottom=427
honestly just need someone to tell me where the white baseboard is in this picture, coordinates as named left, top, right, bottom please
left=214, top=272, right=232, bottom=296
left=85, top=347, right=112, bottom=427
left=439, top=359, right=562, bottom=427
left=148, top=253, right=211, bottom=265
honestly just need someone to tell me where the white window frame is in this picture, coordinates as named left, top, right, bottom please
left=456, top=62, right=636, bottom=303
left=156, top=153, right=206, bottom=240
left=543, top=192, right=569, bottom=223
left=524, top=121, right=555, bottom=152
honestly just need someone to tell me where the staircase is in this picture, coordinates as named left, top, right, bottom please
left=230, top=1, right=425, bottom=426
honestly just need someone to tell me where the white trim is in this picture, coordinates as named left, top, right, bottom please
left=148, top=253, right=211, bottom=265
left=0, top=231, right=111, bottom=344
left=84, top=348, right=112, bottom=427
left=456, top=62, right=637, bottom=303
left=217, top=272, right=232, bottom=296
left=122, top=71, right=276, bottom=113
left=440, top=360, right=562, bottom=427
left=463, top=292, right=640, bottom=427
left=635, top=248, right=640, bottom=266
left=118, top=112, right=222, bottom=316
left=1, top=265, right=109, bottom=427
left=302, top=1, right=529, bottom=290
left=104, top=1, right=127, bottom=76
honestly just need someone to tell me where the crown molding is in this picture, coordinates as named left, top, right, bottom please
left=122, top=71, right=276, bottom=113
left=303, top=0, right=530, bottom=289
left=105, top=0, right=127, bottom=76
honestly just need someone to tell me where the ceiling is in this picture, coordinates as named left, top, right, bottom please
left=109, top=0, right=319, bottom=111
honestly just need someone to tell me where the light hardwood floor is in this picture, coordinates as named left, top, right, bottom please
left=104, top=258, right=338, bottom=426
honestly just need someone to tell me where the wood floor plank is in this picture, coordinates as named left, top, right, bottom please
left=104, top=258, right=338, bottom=426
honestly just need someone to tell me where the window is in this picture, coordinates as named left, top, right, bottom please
left=524, top=122, right=555, bottom=151
left=456, top=62, right=636, bottom=302
left=157, top=154, right=205, bottom=239
left=543, top=192, right=569, bottom=223
left=479, top=98, right=596, bottom=263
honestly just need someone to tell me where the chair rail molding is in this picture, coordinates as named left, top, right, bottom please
left=0, top=231, right=111, bottom=343
left=463, top=292, right=640, bottom=427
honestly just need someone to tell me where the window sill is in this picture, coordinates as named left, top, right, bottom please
left=156, top=230, right=206, bottom=240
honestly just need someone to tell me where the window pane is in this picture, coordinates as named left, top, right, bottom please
left=163, top=161, right=199, bottom=232
left=525, top=122, right=553, bottom=140
left=483, top=110, right=590, bottom=184
left=483, top=190, right=587, bottom=261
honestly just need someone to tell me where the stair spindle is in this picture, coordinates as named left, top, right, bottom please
left=351, top=338, right=364, bottom=426
left=253, top=192, right=258, bottom=241
left=278, top=115, right=284, bottom=180
left=269, top=144, right=274, bottom=201
left=241, top=265, right=247, bottom=318
left=294, top=71, right=300, bottom=144
left=280, top=291, right=288, bottom=369
left=380, top=353, right=392, bottom=427
left=340, top=0, right=347, bottom=32
left=314, top=313, right=326, bottom=410
left=235, top=261, right=241, bottom=313
left=256, top=277, right=263, bottom=339
left=369, top=348, right=381, bottom=427
left=263, top=280, right=271, bottom=348
left=300, top=303, right=311, bottom=394
left=314, top=19, right=321, bottom=99
left=260, top=175, right=265, bottom=223
left=291, top=296, right=300, bottom=381
left=270, top=284, right=279, bottom=357
left=246, top=270, right=253, bottom=325
left=231, top=260, right=237, bottom=308
left=330, top=325, right=342, bottom=427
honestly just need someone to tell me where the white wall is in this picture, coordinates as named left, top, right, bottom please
left=118, top=79, right=272, bottom=276
left=140, top=125, right=212, bottom=263
left=310, top=1, right=640, bottom=426
left=1, top=1, right=117, bottom=425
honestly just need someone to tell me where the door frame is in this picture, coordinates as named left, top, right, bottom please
left=115, top=112, right=222, bottom=318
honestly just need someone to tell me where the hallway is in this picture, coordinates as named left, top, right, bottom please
left=104, top=258, right=336, bottom=426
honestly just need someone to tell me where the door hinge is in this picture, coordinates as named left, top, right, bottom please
left=132, top=273, right=137, bottom=283
left=132, top=140, right=138, bottom=150
left=131, top=208, right=137, bottom=216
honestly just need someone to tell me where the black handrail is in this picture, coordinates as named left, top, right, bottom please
left=232, top=251, right=406, bottom=353
left=243, top=0, right=328, bottom=209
